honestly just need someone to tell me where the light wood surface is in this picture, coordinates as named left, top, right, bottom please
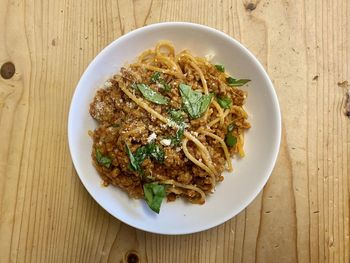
left=0, top=0, right=349, bottom=262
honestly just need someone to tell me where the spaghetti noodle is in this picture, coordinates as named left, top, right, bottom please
left=89, top=41, right=251, bottom=212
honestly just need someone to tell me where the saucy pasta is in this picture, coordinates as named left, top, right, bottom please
left=89, top=41, right=251, bottom=213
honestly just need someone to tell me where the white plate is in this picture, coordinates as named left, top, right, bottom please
left=68, top=22, right=281, bottom=235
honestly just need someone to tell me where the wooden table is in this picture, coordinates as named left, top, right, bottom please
left=0, top=0, right=349, bottom=262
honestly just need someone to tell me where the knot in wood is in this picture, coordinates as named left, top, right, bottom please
left=125, top=251, right=139, bottom=263
left=245, top=2, right=256, bottom=11
left=1, top=62, right=15, bottom=79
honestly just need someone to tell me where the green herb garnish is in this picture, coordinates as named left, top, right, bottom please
left=179, top=84, right=213, bottom=119
left=215, top=64, right=225, bottom=72
left=226, top=77, right=251, bottom=87
left=125, top=142, right=165, bottom=173
left=96, top=149, right=112, bottom=168
left=150, top=72, right=161, bottom=83
left=162, top=83, right=171, bottom=92
left=141, top=142, right=165, bottom=163
left=143, top=182, right=166, bottom=213
left=166, top=109, right=185, bottom=146
left=225, top=123, right=237, bottom=147
left=137, top=84, right=169, bottom=105
left=125, top=144, right=141, bottom=172
left=216, top=96, right=232, bottom=109
left=150, top=72, right=172, bottom=92
left=168, top=109, right=184, bottom=124
left=225, top=133, right=237, bottom=147
left=168, top=124, right=184, bottom=146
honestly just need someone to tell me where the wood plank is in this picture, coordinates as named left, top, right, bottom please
left=0, top=0, right=348, bottom=262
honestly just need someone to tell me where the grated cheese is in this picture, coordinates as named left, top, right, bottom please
left=191, top=131, right=199, bottom=136
left=160, top=139, right=172, bottom=146
left=104, top=81, right=113, bottom=88
left=147, top=132, right=157, bottom=143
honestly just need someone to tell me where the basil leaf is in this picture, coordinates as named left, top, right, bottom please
left=134, top=142, right=165, bottom=163
left=96, top=149, right=112, bottom=168
left=125, top=144, right=140, bottom=171
left=150, top=72, right=161, bottom=83
left=170, top=124, right=184, bottom=146
left=162, top=83, right=171, bottom=92
left=134, top=146, right=149, bottom=164
left=227, top=123, right=236, bottom=132
left=215, top=64, right=225, bottom=72
left=168, top=109, right=184, bottom=124
left=151, top=72, right=171, bottom=92
left=179, top=84, right=213, bottom=119
left=175, top=125, right=185, bottom=145
left=146, top=142, right=165, bottom=163
left=226, top=77, right=251, bottom=87
left=225, top=133, right=237, bottom=147
left=156, top=82, right=171, bottom=93
left=216, top=96, right=232, bottom=109
left=199, top=93, right=213, bottom=114
left=167, top=109, right=185, bottom=146
left=143, top=182, right=166, bottom=213
left=126, top=142, right=165, bottom=173
left=137, top=84, right=168, bottom=105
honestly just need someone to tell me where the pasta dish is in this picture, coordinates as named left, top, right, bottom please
left=89, top=41, right=250, bottom=213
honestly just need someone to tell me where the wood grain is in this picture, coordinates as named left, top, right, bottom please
left=0, top=0, right=349, bottom=262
